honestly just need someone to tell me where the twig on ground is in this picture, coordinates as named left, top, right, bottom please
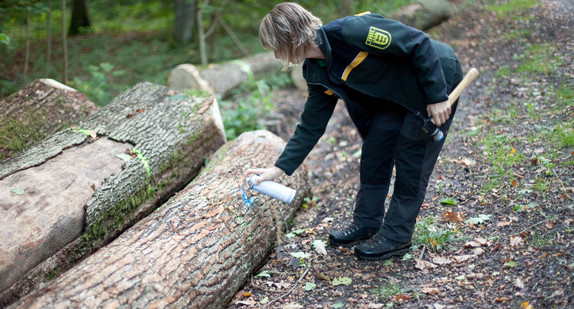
left=262, top=266, right=310, bottom=308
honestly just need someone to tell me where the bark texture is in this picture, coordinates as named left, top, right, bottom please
left=168, top=52, right=282, bottom=97
left=0, top=82, right=226, bottom=300
left=0, top=78, right=97, bottom=162
left=10, top=130, right=310, bottom=309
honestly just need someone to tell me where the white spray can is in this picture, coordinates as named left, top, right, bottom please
left=246, top=175, right=296, bottom=204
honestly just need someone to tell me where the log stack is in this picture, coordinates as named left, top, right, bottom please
left=0, top=82, right=226, bottom=304
left=9, top=130, right=310, bottom=309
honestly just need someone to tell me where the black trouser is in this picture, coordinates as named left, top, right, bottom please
left=345, top=65, right=462, bottom=243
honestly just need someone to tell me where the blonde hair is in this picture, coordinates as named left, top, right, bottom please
left=259, top=2, right=322, bottom=70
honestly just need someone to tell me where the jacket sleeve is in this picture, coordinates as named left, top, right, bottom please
left=275, top=85, right=338, bottom=176
left=342, top=14, right=448, bottom=104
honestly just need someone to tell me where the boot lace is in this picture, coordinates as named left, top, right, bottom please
left=341, top=222, right=362, bottom=236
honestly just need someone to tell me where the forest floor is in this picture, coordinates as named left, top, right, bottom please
left=227, top=0, right=573, bottom=308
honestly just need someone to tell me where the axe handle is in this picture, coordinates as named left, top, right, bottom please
left=447, top=67, right=480, bottom=106
left=419, top=67, right=480, bottom=142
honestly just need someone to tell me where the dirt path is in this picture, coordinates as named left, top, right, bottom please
left=228, top=1, right=573, bottom=308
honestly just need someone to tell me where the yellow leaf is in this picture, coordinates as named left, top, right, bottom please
left=521, top=301, right=533, bottom=309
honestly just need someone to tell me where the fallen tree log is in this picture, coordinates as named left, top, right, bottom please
left=9, top=130, right=310, bottom=309
left=0, top=78, right=97, bottom=162
left=390, top=0, right=451, bottom=31
left=0, top=82, right=226, bottom=303
left=168, top=51, right=282, bottom=96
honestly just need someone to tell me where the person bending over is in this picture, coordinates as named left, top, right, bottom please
left=245, top=2, right=463, bottom=261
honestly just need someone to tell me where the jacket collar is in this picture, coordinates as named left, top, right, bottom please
left=315, top=26, right=332, bottom=71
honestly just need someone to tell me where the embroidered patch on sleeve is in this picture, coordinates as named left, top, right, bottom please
left=365, top=26, right=391, bottom=50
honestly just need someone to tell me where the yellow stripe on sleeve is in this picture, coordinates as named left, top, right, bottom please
left=341, top=51, right=369, bottom=81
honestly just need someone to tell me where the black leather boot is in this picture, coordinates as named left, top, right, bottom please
left=329, top=222, right=379, bottom=247
left=354, top=232, right=411, bottom=261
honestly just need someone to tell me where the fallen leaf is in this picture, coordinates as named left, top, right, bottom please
left=312, top=267, right=330, bottom=281
left=415, top=259, right=437, bottom=270
left=393, top=294, right=412, bottom=301
left=439, top=197, right=457, bottom=205
left=472, top=248, right=485, bottom=256
left=521, top=301, right=533, bottom=309
left=332, top=276, right=352, bottom=286
left=235, top=299, right=257, bottom=306
left=302, top=282, right=316, bottom=291
left=432, top=256, right=452, bottom=265
left=510, top=236, right=523, bottom=247
left=274, top=281, right=291, bottom=290
left=451, top=157, right=476, bottom=167
left=466, top=214, right=491, bottom=224
left=545, top=221, right=554, bottom=229
left=495, top=297, right=510, bottom=302
left=442, top=211, right=466, bottom=223
left=464, top=241, right=481, bottom=248
left=514, top=278, right=525, bottom=289
left=421, top=287, right=440, bottom=295
left=452, top=255, right=474, bottom=263
left=475, top=237, right=491, bottom=246
left=504, top=260, right=518, bottom=268
left=312, top=239, right=327, bottom=256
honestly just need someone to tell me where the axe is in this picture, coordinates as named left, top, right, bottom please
left=416, top=67, right=480, bottom=142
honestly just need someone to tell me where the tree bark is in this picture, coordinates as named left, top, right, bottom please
left=0, top=82, right=226, bottom=303
left=9, top=130, right=310, bottom=309
left=0, top=78, right=97, bottom=162
left=174, top=0, right=197, bottom=42
left=168, top=51, right=282, bottom=97
left=69, top=0, right=91, bottom=35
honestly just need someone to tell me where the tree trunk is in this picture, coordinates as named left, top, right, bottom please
left=0, top=82, right=226, bottom=303
left=0, top=78, right=97, bottom=162
left=174, top=0, right=197, bottom=42
left=61, top=0, right=68, bottom=83
left=168, top=51, right=282, bottom=97
left=9, top=130, right=310, bottom=309
left=69, top=0, right=91, bottom=35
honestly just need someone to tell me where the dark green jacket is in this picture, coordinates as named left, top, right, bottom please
left=276, top=13, right=460, bottom=176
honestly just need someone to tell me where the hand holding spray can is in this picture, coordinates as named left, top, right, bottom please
left=246, top=175, right=296, bottom=204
